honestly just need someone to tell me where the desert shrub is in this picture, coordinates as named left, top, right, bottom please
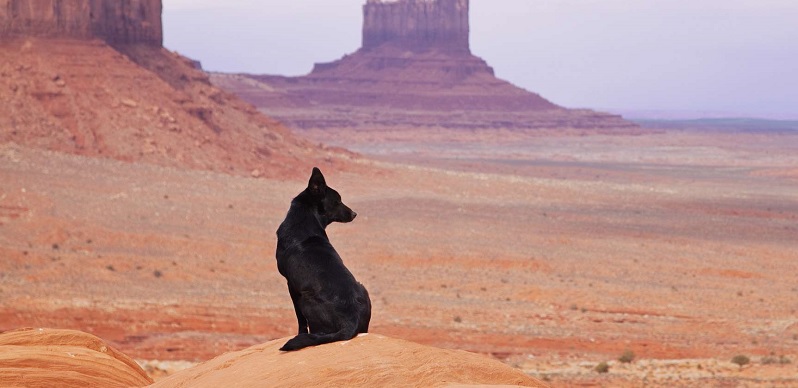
left=595, top=362, right=610, bottom=373
left=762, top=355, right=778, bottom=365
left=618, top=349, right=635, bottom=363
left=763, top=354, right=792, bottom=365
left=731, top=355, right=750, bottom=368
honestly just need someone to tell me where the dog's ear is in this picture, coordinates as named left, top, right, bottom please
left=308, top=167, right=327, bottom=195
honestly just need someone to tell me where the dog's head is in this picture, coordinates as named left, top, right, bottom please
left=306, top=167, right=357, bottom=226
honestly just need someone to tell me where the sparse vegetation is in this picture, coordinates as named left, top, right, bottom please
left=731, top=355, right=750, bottom=368
left=153, top=270, right=163, bottom=278
left=453, top=316, right=462, bottom=323
left=618, top=349, right=635, bottom=363
left=595, top=362, right=610, bottom=373
left=761, top=355, right=777, bottom=365
left=762, top=354, right=791, bottom=365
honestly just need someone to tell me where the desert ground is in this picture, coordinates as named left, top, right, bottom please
left=1, top=127, right=797, bottom=386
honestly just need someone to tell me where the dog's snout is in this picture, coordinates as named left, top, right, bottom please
left=351, top=211, right=358, bottom=220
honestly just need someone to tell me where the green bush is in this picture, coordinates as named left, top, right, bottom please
left=595, top=362, right=610, bottom=373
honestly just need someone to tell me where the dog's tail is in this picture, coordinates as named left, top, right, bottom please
left=280, top=324, right=358, bottom=352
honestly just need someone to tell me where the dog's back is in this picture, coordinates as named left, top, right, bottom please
left=275, top=168, right=371, bottom=351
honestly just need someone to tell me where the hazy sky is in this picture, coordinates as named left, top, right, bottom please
left=163, top=0, right=798, bottom=119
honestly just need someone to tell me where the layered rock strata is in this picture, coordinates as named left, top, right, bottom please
left=363, top=0, right=469, bottom=53
left=0, top=0, right=162, bottom=45
left=0, top=328, right=154, bottom=388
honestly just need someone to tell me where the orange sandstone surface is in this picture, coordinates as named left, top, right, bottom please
left=150, top=334, right=548, bottom=388
left=0, top=328, right=548, bottom=388
left=0, top=327, right=153, bottom=387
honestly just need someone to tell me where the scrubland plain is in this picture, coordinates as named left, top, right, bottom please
left=2, top=127, right=797, bottom=386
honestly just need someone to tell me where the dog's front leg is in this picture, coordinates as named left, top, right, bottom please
left=288, top=286, right=309, bottom=334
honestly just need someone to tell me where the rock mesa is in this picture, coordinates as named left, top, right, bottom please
left=0, top=0, right=345, bottom=178
left=363, top=0, right=469, bottom=53
left=213, top=0, right=636, bottom=132
left=0, top=0, right=162, bottom=45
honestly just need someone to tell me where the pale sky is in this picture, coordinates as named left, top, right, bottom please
left=163, top=0, right=798, bottom=119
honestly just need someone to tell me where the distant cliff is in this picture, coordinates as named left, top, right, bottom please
left=0, top=0, right=162, bottom=45
left=363, top=0, right=469, bottom=53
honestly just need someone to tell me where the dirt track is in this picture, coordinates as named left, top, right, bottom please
left=1, top=128, right=797, bottom=386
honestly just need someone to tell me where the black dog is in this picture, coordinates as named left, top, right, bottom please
left=275, top=167, right=371, bottom=351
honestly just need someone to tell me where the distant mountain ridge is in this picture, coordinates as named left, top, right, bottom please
left=635, top=118, right=798, bottom=133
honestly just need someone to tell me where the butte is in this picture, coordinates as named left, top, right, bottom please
left=212, top=0, right=638, bottom=135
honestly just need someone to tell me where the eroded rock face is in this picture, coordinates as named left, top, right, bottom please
left=363, top=0, right=469, bottom=53
left=0, top=37, right=331, bottom=179
left=0, top=0, right=162, bottom=45
left=0, top=328, right=154, bottom=388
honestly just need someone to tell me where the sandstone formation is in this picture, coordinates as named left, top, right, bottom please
left=363, top=0, right=469, bottom=53
left=214, top=0, right=636, bottom=132
left=0, top=0, right=162, bottom=45
left=0, top=328, right=153, bottom=388
left=0, top=1, right=352, bottom=178
left=150, top=334, right=549, bottom=388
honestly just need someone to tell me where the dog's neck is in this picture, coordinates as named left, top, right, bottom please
left=276, top=198, right=329, bottom=250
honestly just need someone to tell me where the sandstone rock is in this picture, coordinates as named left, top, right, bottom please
left=0, top=0, right=162, bottom=46
left=0, top=327, right=154, bottom=388
left=363, top=0, right=469, bottom=53
left=150, top=334, right=549, bottom=388
left=0, top=29, right=335, bottom=179
left=215, top=0, right=636, bottom=131
left=121, top=98, right=139, bottom=108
